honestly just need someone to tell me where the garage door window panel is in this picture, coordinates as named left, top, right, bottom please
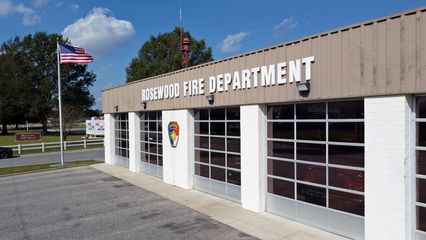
left=329, top=145, right=364, bottom=168
left=297, top=183, right=326, bottom=207
left=194, top=107, right=242, bottom=201
left=296, top=103, right=326, bottom=119
left=267, top=100, right=364, bottom=217
left=268, top=141, right=294, bottom=160
left=415, top=97, right=426, bottom=236
left=140, top=111, right=163, bottom=171
left=268, top=177, right=294, bottom=199
left=329, top=190, right=364, bottom=216
left=268, top=159, right=294, bottom=179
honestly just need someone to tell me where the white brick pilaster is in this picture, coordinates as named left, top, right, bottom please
left=364, top=95, right=412, bottom=240
left=129, top=112, right=141, bottom=173
left=162, top=109, right=194, bottom=189
left=104, top=113, right=115, bottom=165
left=240, top=105, right=267, bottom=213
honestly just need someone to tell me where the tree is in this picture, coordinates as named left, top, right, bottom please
left=50, top=104, right=86, bottom=140
left=0, top=37, right=30, bottom=135
left=86, top=109, right=102, bottom=117
left=0, top=32, right=96, bottom=135
left=126, top=27, right=213, bottom=82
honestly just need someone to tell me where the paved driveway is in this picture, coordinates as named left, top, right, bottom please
left=0, top=149, right=104, bottom=168
left=0, top=167, right=256, bottom=240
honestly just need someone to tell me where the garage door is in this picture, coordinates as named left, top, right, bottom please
left=266, top=100, right=365, bottom=239
left=415, top=97, right=426, bottom=240
left=114, top=113, right=129, bottom=167
left=194, top=108, right=241, bottom=202
left=140, top=111, right=163, bottom=178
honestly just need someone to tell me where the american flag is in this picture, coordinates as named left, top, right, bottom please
left=58, top=43, right=93, bottom=64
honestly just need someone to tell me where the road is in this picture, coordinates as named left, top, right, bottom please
left=0, top=148, right=104, bottom=168
left=0, top=167, right=256, bottom=240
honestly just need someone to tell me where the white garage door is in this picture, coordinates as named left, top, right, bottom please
left=266, top=100, right=365, bottom=239
left=193, top=108, right=241, bottom=202
left=114, top=113, right=129, bottom=168
left=140, top=111, right=163, bottom=178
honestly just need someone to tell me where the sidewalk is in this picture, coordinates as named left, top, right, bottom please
left=91, top=164, right=348, bottom=240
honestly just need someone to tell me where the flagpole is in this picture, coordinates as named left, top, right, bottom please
left=56, top=40, right=64, bottom=166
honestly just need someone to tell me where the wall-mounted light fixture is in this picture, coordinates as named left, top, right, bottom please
left=114, top=105, right=119, bottom=112
left=142, top=101, right=147, bottom=109
left=296, top=82, right=310, bottom=95
left=206, top=94, right=214, bottom=104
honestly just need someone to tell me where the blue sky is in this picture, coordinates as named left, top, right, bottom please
left=0, top=0, right=425, bottom=109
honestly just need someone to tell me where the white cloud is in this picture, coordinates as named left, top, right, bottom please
left=70, top=3, right=78, bottom=11
left=15, top=3, right=40, bottom=26
left=0, top=0, right=13, bottom=15
left=62, top=7, right=135, bottom=56
left=218, top=31, right=251, bottom=53
left=0, top=0, right=40, bottom=26
left=273, top=17, right=298, bottom=37
left=33, top=0, right=48, bottom=8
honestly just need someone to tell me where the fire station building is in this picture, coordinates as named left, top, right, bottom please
left=102, top=7, right=426, bottom=240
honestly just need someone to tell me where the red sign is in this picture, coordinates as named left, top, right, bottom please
left=15, top=133, right=41, bottom=141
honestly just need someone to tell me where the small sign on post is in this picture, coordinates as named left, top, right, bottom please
left=86, top=116, right=105, bottom=137
left=15, top=133, right=41, bottom=142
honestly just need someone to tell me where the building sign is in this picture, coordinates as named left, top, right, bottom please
left=141, top=56, right=315, bottom=102
left=168, top=121, right=179, bottom=148
left=15, top=133, right=41, bottom=142
left=86, top=117, right=105, bottom=136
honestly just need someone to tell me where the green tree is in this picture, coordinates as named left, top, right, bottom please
left=0, top=32, right=96, bottom=135
left=86, top=108, right=102, bottom=117
left=0, top=37, right=30, bottom=135
left=126, top=27, right=213, bottom=82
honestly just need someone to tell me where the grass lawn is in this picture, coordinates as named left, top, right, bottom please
left=0, top=130, right=87, bottom=146
left=0, top=160, right=102, bottom=176
left=0, top=129, right=103, bottom=155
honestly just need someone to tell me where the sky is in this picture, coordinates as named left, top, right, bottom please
left=0, top=0, right=425, bottom=109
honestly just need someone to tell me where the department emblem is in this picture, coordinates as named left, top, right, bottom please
left=168, top=121, right=179, bottom=148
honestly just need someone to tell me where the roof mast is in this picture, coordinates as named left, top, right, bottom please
left=180, top=6, right=191, bottom=68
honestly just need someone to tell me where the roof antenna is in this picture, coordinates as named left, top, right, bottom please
left=180, top=5, right=191, bottom=68
left=180, top=7, right=182, bottom=51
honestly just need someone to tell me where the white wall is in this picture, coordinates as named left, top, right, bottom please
left=240, top=105, right=267, bottom=212
left=104, top=113, right=115, bottom=165
left=128, top=112, right=141, bottom=173
left=162, top=109, right=194, bottom=189
left=364, top=95, right=412, bottom=240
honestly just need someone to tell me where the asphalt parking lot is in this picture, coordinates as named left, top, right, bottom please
left=0, top=167, right=256, bottom=240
